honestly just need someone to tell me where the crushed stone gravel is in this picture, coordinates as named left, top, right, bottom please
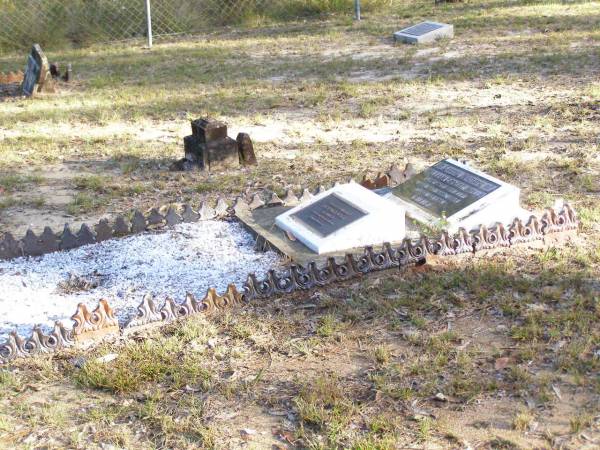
left=0, top=220, right=282, bottom=339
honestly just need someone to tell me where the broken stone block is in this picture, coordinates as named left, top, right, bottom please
left=203, top=137, right=239, bottom=171
left=191, top=118, right=228, bottom=143
left=183, top=135, right=201, bottom=165
left=21, top=44, right=52, bottom=96
left=174, top=118, right=258, bottom=172
left=237, top=132, right=257, bottom=166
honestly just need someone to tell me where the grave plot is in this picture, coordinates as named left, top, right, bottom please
left=0, top=163, right=580, bottom=362
left=236, top=159, right=578, bottom=266
left=0, top=220, right=281, bottom=341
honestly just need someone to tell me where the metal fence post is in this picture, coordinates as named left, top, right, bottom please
left=355, top=0, right=361, bottom=21
left=145, top=0, right=153, bottom=48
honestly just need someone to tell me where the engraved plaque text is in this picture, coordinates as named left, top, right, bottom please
left=292, top=194, right=367, bottom=237
left=392, top=160, right=501, bottom=218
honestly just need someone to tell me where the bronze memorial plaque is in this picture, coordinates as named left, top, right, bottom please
left=392, top=160, right=501, bottom=218
left=292, top=194, right=367, bottom=237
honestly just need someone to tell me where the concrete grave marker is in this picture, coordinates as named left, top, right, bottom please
left=394, top=21, right=453, bottom=44
left=387, top=159, right=528, bottom=232
left=175, top=118, right=257, bottom=171
left=292, top=194, right=367, bottom=237
left=21, top=44, right=53, bottom=96
left=276, top=183, right=406, bottom=254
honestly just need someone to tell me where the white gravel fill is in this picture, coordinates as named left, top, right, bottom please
left=0, top=220, right=282, bottom=340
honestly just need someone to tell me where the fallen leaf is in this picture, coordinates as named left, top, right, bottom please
left=494, top=357, right=511, bottom=370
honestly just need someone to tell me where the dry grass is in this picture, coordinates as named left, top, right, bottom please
left=0, top=0, right=599, bottom=448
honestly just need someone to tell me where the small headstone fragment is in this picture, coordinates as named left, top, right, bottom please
left=50, top=63, right=60, bottom=79
left=62, top=63, right=72, bottom=82
left=237, top=132, right=257, bottom=166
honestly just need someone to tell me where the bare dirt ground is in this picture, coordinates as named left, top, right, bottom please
left=0, top=1, right=599, bottom=448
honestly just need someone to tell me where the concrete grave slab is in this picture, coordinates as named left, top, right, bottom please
left=394, top=21, right=453, bottom=44
left=387, top=159, right=529, bottom=232
left=275, top=183, right=406, bottom=255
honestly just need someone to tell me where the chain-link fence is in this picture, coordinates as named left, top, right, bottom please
left=0, top=0, right=402, bottom=52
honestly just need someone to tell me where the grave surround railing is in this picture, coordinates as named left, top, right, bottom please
left=0, top=169, right=579, bottom=363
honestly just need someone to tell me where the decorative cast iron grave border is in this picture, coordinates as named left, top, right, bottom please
left=0, top=168, right=579, bottom=363
left=0, top=168, right=396, bottom=261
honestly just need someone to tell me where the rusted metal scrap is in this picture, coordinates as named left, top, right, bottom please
left=0, top=71, right=24, bottom=84
left=71, top=299, right=119, bottom=342
left=0, top=322, right=73, bottom=361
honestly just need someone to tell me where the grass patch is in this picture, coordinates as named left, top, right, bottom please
left=74, top=317, right=216, bottom=393
left=0, top=174, right=44, bottom=193
left=0, top=196, right=18, bottom=210
left=67, top=192, right=103, bottom=215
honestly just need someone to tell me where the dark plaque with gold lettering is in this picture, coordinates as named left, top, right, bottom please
left=392, top=160, right=501, bottom=218
left=292, top=194, right=367, bottom=237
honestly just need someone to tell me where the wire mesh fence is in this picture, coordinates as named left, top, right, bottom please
left=0, top=0, right=403, bottom=52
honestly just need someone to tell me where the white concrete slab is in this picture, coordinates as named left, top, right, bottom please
left=276, top=183, right=406, bottom=255
left=388, top=159, right=528, bottom=232
left=394, top=21, right=454, bottom=44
